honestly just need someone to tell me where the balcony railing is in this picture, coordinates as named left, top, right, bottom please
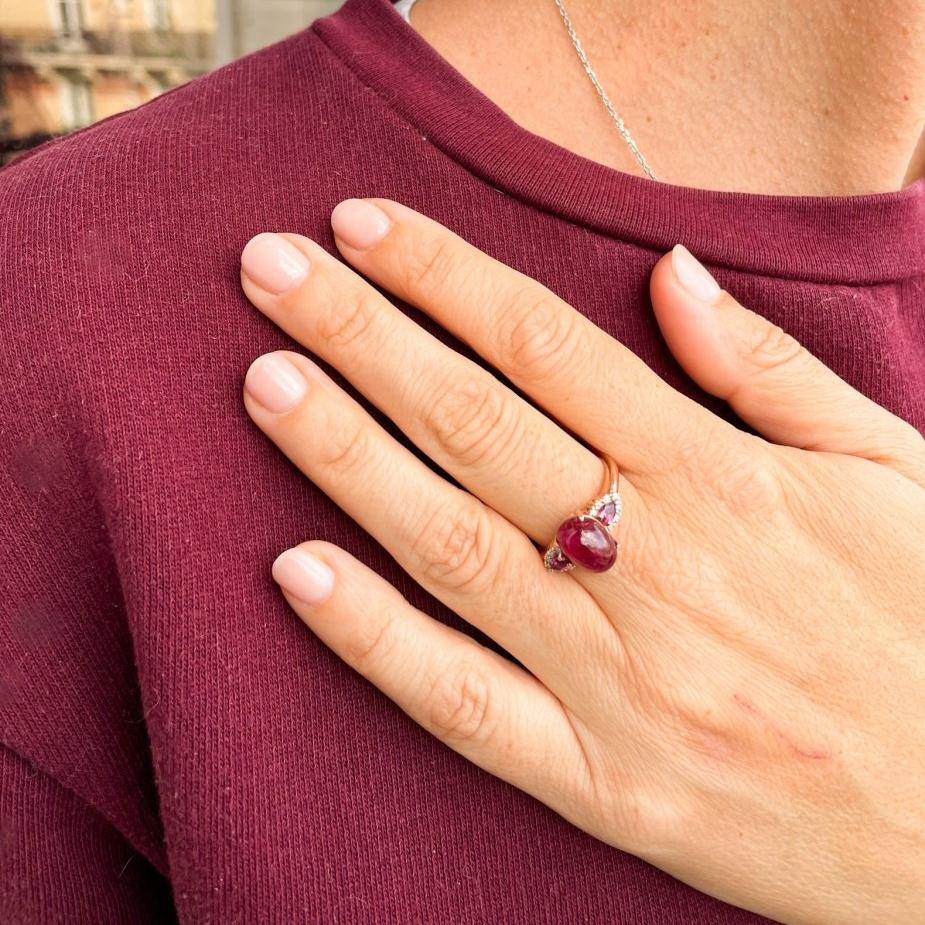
left=0, top=28, right=214, bottom=72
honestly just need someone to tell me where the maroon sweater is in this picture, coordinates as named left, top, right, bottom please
left=2, top=0, right=923, bottom=921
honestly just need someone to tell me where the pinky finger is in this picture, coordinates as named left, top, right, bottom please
left=272, top=540, right=592, bottom=809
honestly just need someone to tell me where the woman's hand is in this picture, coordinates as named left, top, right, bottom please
left=238, top=199, right=925, bottom=925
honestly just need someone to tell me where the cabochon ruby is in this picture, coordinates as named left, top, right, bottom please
left=556, top=515, right=617, bottom=572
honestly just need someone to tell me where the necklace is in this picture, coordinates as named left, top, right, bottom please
left=552, top=0, right=658, bottom=180
left=396, top=0, right=657, bottom=181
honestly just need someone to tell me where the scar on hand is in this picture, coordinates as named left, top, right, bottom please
left=732, top=692, right=830, bottom=761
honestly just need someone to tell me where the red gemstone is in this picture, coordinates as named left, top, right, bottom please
left=556, top=515, right=617, bottom=572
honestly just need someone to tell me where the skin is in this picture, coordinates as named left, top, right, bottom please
left=407, top=0, right=925, bottom=193
left=237, top=198, right=925, bottom=923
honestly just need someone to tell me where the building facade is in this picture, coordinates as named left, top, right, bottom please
left=0, top=0, right=344, bottom=164
left=0, top=0, right=216, bottom=163
left=214, top=0, right=339, bottom=64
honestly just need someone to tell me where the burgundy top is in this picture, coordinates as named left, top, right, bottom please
left=1, top=0, right=923, bottom=920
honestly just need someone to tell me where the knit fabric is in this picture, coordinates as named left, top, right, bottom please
left=1, top=0, right=923, bottom=920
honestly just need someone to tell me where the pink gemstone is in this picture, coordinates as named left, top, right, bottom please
left=545, top=547, right=571, bottom=571
left=556, top=515, right=617, bottom=572
left=596, top=500, right=617, bottom=526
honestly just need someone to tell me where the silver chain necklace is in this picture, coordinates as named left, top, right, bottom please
left=553, top=0, right=658, bottom=180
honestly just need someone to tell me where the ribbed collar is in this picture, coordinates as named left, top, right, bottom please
left=312, top=0, right=925, bottom=284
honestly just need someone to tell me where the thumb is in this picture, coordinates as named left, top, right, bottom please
left=649, top=244, right=925, bottom=487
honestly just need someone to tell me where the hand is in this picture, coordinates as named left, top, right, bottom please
left=238, top=199, right=925, bottom=924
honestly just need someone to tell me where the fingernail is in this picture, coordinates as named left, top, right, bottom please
left=272, top=547, right=335, bottom=605
left=331, top=199, right=392, bottom=251
left=244, top=353, right=308, bottom=413
left=241, top=233, right=310, bottom=293
left=671, top=244, right=721, bottom=303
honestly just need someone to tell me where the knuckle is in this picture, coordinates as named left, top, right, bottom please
left=498, top=287, right=577, bottom=381
left=425, top=659, right=496, bottom=745
left=689, top=435, right=786, bottom=522
left=400, top=233, right=459, bottom=297
left=740, top=319, right=805, bottom=375
left=717, top=446, right=786, bottom=521
left=410, top=497, right=500, bottom=595
left=346, top=609, right=401, bottom=674
left=315, top=413, right=372, bottom=476
left=316, top=287, right=380, bottom=350
left=422, top=375, right=513, bottom=469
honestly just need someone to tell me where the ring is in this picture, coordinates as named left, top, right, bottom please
left=544, top=456, right=622, bottom=573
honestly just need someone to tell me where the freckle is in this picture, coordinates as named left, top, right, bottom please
left=732, top=692, right=758, bottom=714
left=822, top=106, right=831, bottom=116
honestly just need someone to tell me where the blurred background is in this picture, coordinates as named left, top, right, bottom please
left=0, top=0, right=341, bottom=164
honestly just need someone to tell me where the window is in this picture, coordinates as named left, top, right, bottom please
left=144, top=0, right=171, bottom=32
left=58, top=74, right=93, bottom=130
left=54, top=0, right=85, bottom=37
left=150, top=73, right=173, bottom=96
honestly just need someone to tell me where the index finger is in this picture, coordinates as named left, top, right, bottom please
left=328, top=197, right=729, bottom=474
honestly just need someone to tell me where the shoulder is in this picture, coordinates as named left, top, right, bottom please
left=0, top=25, right=362, bottom=358
left=0, top=25, right=340, bottom=204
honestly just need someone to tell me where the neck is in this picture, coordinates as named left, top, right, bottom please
left=407, top=0, right=925, bottom=194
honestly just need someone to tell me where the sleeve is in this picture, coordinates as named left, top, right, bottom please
left=0, top=745, right=175, bottom=924
left=0, top=148, right=174, bottom=921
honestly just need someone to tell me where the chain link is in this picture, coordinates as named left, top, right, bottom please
left=553, top=0, right=658, bottom=180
